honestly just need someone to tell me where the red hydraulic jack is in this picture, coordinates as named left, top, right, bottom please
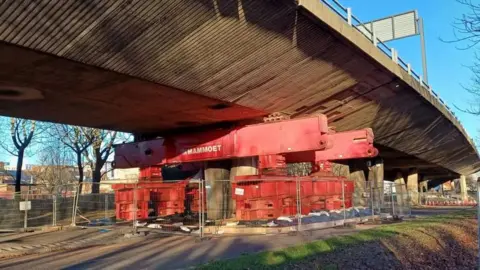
left=112, top=115, right=378, bottom=221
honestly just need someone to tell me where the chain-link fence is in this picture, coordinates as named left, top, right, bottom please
left=0, top=178, right=412, bottom=237
left=0, top=184, right=76, bottom=230
left=0, top=182, right=123, bottom=230
left=193, top=177, right=391, bottom=238
left=382, top=182, right=411, bottom=218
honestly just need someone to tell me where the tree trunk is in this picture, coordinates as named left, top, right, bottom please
left=76, top=152, right=84, bottom=194
left=15, top=148, right=25, bottom=193
left=91, top=167, right=102, bottom=193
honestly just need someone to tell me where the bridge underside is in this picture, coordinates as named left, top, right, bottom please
left=0, top=0, right=477, bottom=180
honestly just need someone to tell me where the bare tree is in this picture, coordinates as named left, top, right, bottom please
left=54, top=125, right=95, bottom=192
left=447, top=0, right=480, bottom=114
left=84, top=129, right=118, bottom=193
left=0, top=118, right=43, bottom=192
left=29, top=140, right=77, bottom=195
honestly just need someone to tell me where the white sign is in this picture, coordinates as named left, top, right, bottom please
left=357, top=11, right=418, bottom=42
left=20, top=201, right=31, bottom=211
left=234, top=188, right=244, bottom=196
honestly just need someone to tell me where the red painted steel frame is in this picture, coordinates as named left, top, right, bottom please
left=114, top=115, right=377, bottom=168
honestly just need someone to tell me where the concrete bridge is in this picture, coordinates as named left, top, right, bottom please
left=0, top=0, right=477, bottom=199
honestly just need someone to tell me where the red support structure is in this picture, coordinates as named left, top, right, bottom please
left=111, top=115, right=379, bottom=221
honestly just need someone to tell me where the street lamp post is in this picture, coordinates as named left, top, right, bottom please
left=477, top=177, right=480, bottom=269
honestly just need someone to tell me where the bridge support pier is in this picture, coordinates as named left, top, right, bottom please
left=394, top=172, right=406, bottom=209
left=459, top=175, right=468, bottom=201
left=349, top=160, right=367, bottom=207
left=230, top=157, right=258, bottom=213
left=419, top=180, right=429, bottom=205
left=407, top=168, right=419, bottom=205
left=205, top=160, right=233, bottom=220
left=368, top=159, right=384, bottom=208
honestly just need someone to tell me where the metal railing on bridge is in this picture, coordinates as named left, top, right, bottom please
left=319, top=0, right=475, bottom=147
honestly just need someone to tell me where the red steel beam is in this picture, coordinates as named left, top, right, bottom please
left=114, top=116, right=331, bottom=168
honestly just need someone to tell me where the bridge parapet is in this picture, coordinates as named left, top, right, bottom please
left=301, top=0, right=476, bottom=151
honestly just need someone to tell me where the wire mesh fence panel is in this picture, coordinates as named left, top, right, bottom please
left=197, top=177, right=369, bottom=236
left=0, top=185, right=57, bottom=229
left=298, top=177, right=351, bottom=231
left=352, top=180, right=377, bottom=220
left=0, top=192, right=27, bottom=229
left=204, top=179, right=239, bottom=235
left=393, top=183, right=411, bottom=217
left=379, top=182, right=411, bottom=218
left=73, top=183, right=116, bottom=226
left=129, top=180, right=201, bottom=234
left=382, top=182, right=395, bottom=217
left=24, top=193, right=55, bottom=228
left=54, top=184, right=77, bottom=226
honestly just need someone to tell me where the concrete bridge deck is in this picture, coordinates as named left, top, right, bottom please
left=0, top=0, right=477, bottom=180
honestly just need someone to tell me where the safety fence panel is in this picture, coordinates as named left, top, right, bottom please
left=0, top=192, right=34, bottom=229
left=72, top=182, right=118, bottom=227
left=381, top=182, right=411, bottom=218
left=354, top=180, right=381, bottom=218
left=53, top=184, right=77, bottom=226
left=194, top=177, right=378, bottom=237
left=0, top=185, right=68, bottom=229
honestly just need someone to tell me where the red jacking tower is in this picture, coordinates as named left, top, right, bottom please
left=112, top=115, right=378, bottom=221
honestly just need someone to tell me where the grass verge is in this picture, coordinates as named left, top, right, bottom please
left=198, top=210, right=476, bottom=270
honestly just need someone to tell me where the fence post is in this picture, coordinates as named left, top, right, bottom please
left=132, top=183, right=138, bottom=234
left=52, top=188, right=57, bottom=226
left=390, top=183, right=395, bottom=217
left=199, top=179, right=204, bottom=239
left=368, top=182, right=375, bottom=221
left=347, top=7, right=352, bottom=25
left=71, top=184, right=79, bottom=226
left=296, top=178, right=302, bottom=231
left=23, top=187, right=31, bottom=231
left=391, top=48, right=398, bottom=63
left=104, top=193, right=108, bottom=220
left=342, top=178, right=346, bottom=223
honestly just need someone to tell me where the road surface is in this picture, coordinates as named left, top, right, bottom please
left=0, top=207, right=471, bottom=269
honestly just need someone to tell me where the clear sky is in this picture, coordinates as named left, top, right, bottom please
left=340, top=0, right=479, bottom=143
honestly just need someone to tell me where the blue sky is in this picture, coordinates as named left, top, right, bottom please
left=341, top=0, right=479, bottom=141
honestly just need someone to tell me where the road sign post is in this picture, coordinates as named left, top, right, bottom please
left=20, top=187, right=31, bottom=231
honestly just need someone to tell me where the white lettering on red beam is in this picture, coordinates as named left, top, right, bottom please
left=182, top=145, right=222, bottom=155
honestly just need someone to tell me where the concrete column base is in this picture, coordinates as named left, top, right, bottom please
left=349, top=160, right=367, bottom=207
left=394, top=171, right=406, bottom=208
left=419, top=180, right=429, bottom=205
left=205, top=160, right=232, bottom=220
left=229, top=157, right=258, bottom=215
left=407, top=168, right=419, bottom=206
left=368, top=159, right=384, bottom=207
left=459, top=175, right=468, bottom=201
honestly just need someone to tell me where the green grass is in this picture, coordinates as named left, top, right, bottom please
left=197, top=210, right=475, bottom=270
